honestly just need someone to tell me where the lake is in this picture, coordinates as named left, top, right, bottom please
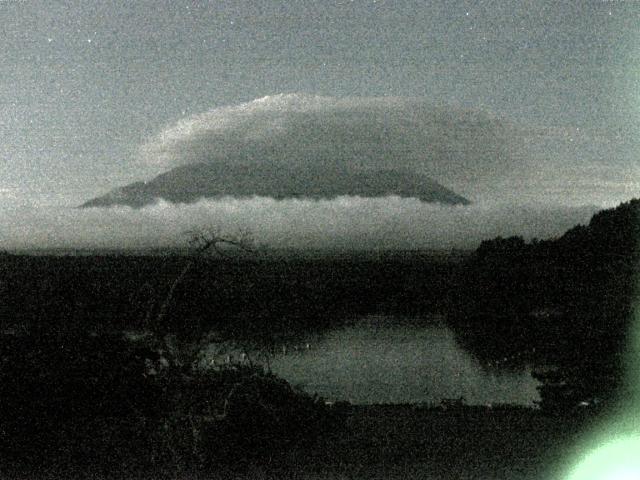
left=204, top=315, right=540, bottom=406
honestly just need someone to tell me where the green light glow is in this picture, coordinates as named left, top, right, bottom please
left=565, top=436, right=640, bottom=480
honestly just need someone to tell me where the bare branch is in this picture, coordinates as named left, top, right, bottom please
left=150, top=227, right=255, bottom=357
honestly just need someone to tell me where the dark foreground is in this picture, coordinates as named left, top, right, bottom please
left=267, top=405, right=591, bottom=480
left=0, top=405, right=595, bottom=480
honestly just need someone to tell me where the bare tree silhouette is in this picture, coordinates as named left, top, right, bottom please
left=140, top=228, right=255, bottom=368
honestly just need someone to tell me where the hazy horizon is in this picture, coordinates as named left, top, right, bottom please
left=0, top=194, right=604, bottom=252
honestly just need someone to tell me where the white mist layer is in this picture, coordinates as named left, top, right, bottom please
left=1, top=196, right=598, bottom=251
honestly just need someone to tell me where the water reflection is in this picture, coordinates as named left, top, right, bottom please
left=268, top=315, right=540, bottom=405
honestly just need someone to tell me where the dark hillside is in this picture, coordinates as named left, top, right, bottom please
left=0, top=253, right=459, bottom=341
left=450, top=199, right=639, bottom=409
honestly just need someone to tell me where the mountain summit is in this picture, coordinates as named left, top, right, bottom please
left=80, top=163, right=470, bottom=208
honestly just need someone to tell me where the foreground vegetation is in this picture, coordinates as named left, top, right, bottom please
left=0, top=327, right=340, bottom=477
left=0, top=400, right=596, bottom=479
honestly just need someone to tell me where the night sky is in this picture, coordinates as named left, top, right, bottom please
left=1, top=1, right=639, bottom=249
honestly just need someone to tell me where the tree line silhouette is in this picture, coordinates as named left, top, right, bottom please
left=449, top=199, right=639, bottom=411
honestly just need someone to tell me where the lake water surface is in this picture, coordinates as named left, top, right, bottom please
left=265, top=315, right=540, bottom=405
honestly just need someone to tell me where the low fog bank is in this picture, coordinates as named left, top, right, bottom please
left=1, top=196, right=599, bottom=251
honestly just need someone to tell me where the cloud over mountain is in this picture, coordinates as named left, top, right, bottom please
left=85, top=93, right=638, bottom=208
left=134, top=94, right=518, bottom=200
left=17, top=93, right=628, bottom=252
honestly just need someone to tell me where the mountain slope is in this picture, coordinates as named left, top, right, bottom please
left=80, top=163, right=470, bottom=208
